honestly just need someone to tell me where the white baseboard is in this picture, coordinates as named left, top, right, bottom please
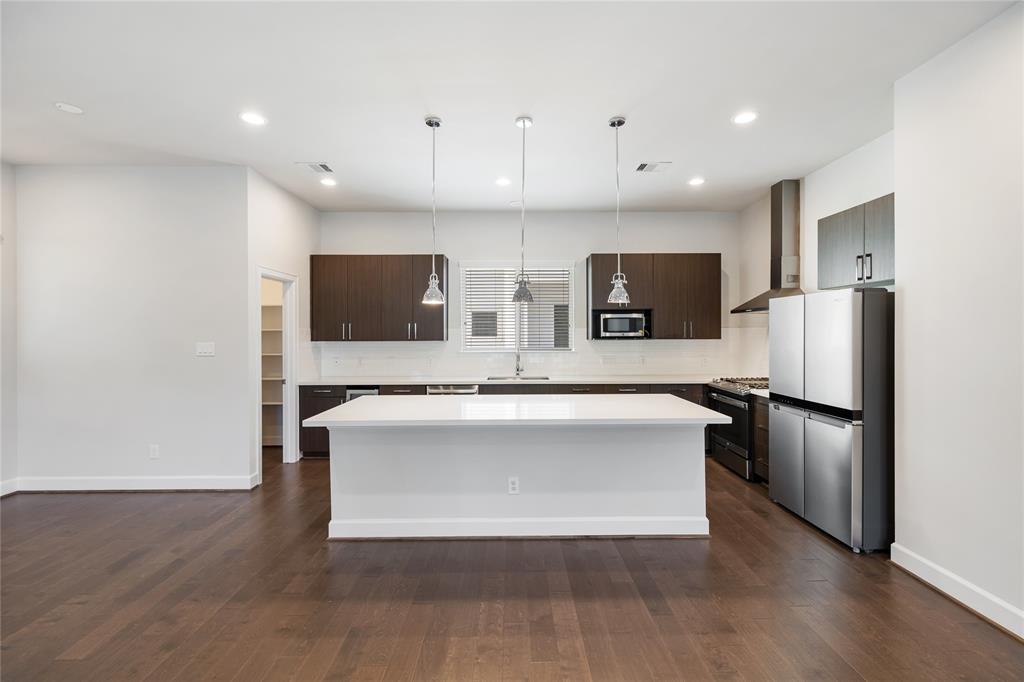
left=891, top=543, right=1024, bottom=639
left=0, top=478, right=18, bottom=496
left=329, top=515, right=710, bottom=539
left=15, top=474, right=256, bottom=492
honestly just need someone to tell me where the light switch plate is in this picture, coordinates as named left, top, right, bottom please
left=195, top=342, right=216, bottom=357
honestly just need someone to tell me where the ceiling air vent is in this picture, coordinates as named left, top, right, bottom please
left=635, top=162, right=672, bottom=173
left=296, top=162, right=334, bottom=174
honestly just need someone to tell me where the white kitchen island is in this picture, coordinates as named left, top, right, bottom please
left=303, top=393, right=730, bottom=539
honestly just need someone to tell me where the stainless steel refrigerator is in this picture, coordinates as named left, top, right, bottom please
left=768, top=288, right=894, bottom=552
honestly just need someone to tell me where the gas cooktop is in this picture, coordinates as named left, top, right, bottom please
left=709, top=377, right=769, bottom=395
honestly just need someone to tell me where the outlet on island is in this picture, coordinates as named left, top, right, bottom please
left=507, top=476, right=519, bottom=495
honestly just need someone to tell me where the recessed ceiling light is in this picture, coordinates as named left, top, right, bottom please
left=688, top=177, right=706, bottom=187
left=54, top=102, right=83, bottom=115
left=495, top=177, right=511, bottom=187
left=732, top=110, right=758, bottom=125
left=239, top=111, right=267, bottom=126
left=320, top=177, right=337, bottom=187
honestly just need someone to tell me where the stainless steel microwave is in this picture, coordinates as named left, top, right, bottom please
left=599, top=312, right=648, bottom=338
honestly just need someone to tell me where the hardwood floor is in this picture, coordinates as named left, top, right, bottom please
left=2, top=449, right=1021, bottom=681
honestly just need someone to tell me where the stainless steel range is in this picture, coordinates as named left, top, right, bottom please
left=706, top=377, right=768, bottom=481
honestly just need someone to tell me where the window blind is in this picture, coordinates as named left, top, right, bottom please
left=463, top=267, right=572, bottom=351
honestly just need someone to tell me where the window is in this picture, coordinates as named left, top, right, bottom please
left=463, top=266, right=573, bottom=351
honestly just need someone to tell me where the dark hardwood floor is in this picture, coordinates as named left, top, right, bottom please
left=2, top=449, right=1021, bottom=681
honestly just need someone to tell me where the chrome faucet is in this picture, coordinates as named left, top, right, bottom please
left=514, top=349, right=525, bottom=377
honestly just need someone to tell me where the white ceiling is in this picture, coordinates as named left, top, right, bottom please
left=1, top=1, right=1011, bottom=211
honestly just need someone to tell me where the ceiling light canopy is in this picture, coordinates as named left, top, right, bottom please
left=239, top=111, right=267, bottom=126
left=688, top=176, right=706, bottom=186
left=422, top=116, right=445, bottom=306
left=732, top=110, right=758, bottom=125
left=54, top=102, right=83, bottom=115
left=320, top=177, right=337, bottom=187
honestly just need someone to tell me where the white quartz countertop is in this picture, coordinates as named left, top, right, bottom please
left=298, top=374, right=718, bottom=386
left=750, top=388, right=770, bottom=399
left=303, top=393, right=731, bottom=428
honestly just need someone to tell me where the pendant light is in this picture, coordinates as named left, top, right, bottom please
left=422, top=116, right=445, bottom=305
left=607, top=116, right=630, bottom=306
left=511, top=116, right=534, bottom=303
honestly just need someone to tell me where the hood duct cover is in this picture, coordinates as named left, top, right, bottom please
left=731, top=179, right=804, bottom=313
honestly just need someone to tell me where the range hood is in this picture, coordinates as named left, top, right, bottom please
left=731, top=179, right=803, bottom=313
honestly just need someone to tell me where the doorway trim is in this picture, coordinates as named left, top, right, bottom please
left=252, top=266, right=299, bottom=486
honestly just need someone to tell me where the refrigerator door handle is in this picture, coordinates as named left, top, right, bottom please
left=808, top=412, right=851, bottom=429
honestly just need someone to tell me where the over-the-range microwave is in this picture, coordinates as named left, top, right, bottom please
left=597, top=311, right=650, bottom=338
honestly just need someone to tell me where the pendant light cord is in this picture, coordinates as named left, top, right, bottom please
left=615, top=123, right=621, bottom=275
left=431, top=123, right=438, bottom=277
left=520, top=122, right=527, bottom=276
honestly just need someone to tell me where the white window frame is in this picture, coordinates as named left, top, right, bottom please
left=459, top=260, right=575, bottom=353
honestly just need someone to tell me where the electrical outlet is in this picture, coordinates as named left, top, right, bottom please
left=507, top=476, right=519, bottom=495
left=149, top=444, right=160, bottom=460
left=195, top=342, right=216, bottom=357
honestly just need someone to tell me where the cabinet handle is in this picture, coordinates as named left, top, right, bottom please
left=865, top=253, right=873, bottom=280
left=855, top=255, right=864, bottom=281
left=414, top=323, right=418, bottom=340
left=618, top=387, right=638, bottom=392
left=313, top=389, right=331, bottom=394
left=348, top=322, right=352, bottom=339
left=391, top=388, right=412, bottom=394
left=571, top=387, right=590, bottom=392
left=407, top=322, right=411, bottom=340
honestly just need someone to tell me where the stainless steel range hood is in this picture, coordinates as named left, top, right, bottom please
left=731, top=179, right=804, bottom=313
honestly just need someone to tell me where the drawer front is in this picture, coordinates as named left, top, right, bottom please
left=380, top=385, right=426, bottom=396
left=552, top=384, right=607, bottom=394
left=300, top=385, right=345, bottom=398
left=659, top=384, right=704, bottom=403
left=609, top=384, right=650, bottom=394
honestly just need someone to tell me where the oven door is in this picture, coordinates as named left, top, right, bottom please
left=600, top=313, right=646, bottom=337
left=708, top=391, right=752, bottom=479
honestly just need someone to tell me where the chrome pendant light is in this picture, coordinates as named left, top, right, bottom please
left=422, top=116, right=445, bottom=305
left=607, top=116, right=630, bottom=306
left=511, top=116, right=534, bottom=303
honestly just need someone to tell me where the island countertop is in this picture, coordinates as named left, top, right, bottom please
left=303, top=393, right=731, bottom=428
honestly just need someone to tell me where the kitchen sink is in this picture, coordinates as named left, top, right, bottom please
left=486, top=376, right=550, bottom=381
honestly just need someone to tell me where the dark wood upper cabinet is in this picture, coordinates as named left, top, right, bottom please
left=685, top=253, right=722, bottom=339
left=650, top=253, right=721, bottom=339
left=311, top=255, right=348, bottom=342
left=381, top=255, right=414, bottom=341
left=311, top=254, right=448, bottom=342
left=345, top=255, right=383, bottom=341
left=864, top=193, right=895, bottom=284
left=589, top=253, right=654, bottom=309
left=652, top=254, right=688, bottom=339
left=818, top=193, right=894, bottom=290
left=411, top=254, right=447, bottom=341
left=817, top=205, right=865, bottom=290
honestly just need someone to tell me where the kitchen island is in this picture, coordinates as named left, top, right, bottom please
left=303, top=393, right=729, bottom=539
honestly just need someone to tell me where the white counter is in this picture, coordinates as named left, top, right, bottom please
left=304, top=393, right=730, bottom=428
left=298, top=373, right=717, bottom=386
left=308, top=394, right=729, bottom=539
left=750, top=388, right=770, bottom=399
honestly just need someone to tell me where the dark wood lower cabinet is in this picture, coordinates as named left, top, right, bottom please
left=753, top=396, right=770, bottom=481
left=299, top=386, right=344, bottom=456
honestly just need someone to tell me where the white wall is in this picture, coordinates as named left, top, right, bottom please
left=892, top=4, right=1023, bottom=637
left=1, top=163, right=17, bottom=494
left=15, top=166, right=254, bottom=489
left=245, top=169, right=319, bottom=476
left=801, top=131, right=895, bottom=292
left=318, top=211, right=769, bottom=379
